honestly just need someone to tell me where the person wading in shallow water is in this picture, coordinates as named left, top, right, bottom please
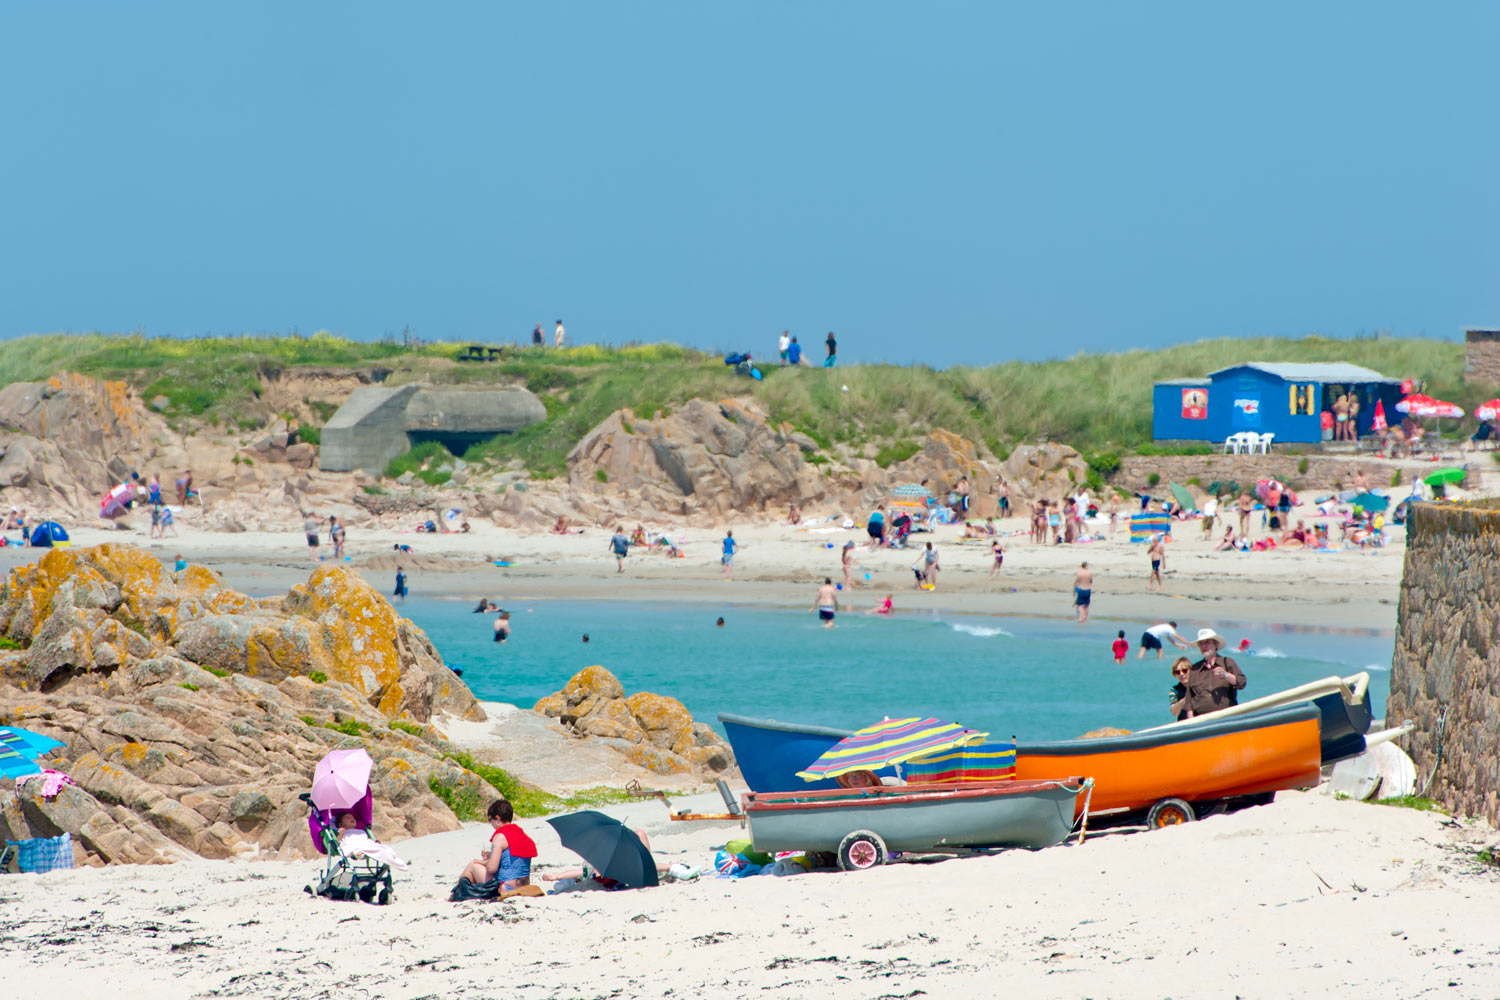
left=811, top=578, right=839, bottom=629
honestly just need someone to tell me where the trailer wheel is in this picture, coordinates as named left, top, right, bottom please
left=836, top=830, right=888, bottom=871
left=1146, top=798, right=1195, bottom=829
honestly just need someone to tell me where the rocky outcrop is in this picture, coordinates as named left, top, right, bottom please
left=0, top=371, right=360, bottom=531
left=566, top=401, right=827, bottom=517
left=1388, top=499, right=1500, bottom=827
left=0, top=544, right=497, bottom=865
left=565, top=401, right=1091, bottom=521
left=533, top=666, right=736, bottom=778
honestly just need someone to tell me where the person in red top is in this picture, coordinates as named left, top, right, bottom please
left=459, top=798, right=538, bottom=893
left=1111, top=630, right=1130, bottom=664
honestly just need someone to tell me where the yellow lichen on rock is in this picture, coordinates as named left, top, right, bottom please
left=535, top=667, right=735, bottom=780
left=560, top=666, right=626, bottom=703
left=284, top=566, right=408, bottom=718
left=620, top=744, right=692, bottom=775
left=626, top=691, right=693, bottom=751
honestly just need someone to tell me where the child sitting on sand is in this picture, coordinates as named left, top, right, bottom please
left=865, top=595, right=894, bottom=616
left=451, top=799, right=540, bottom=900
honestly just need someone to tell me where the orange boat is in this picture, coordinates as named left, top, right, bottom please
left=1012, top=701, right=1323, bottom=826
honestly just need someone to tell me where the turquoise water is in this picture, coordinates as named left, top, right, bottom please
left=400, top=598, right=1394, bottom=742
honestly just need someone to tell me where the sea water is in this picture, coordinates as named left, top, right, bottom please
left=401, top=598, right=1394, bottom=742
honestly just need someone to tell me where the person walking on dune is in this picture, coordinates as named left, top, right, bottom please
left=824, top=331, right=837, bottom=367
left=554, top=320, right=565, bottom=348
left=1073, top=562, right=1093, bottom=623
left=778, top=330, right=790, bottom=366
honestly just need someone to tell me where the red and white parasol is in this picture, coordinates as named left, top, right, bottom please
left=1396, top=394, right=1464, bottom=419
left=1475, top=400, right=1500, bottom=421
left=1371, top=400, right=1388, bottom=434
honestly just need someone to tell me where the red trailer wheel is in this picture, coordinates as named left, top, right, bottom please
left=836, top=830, right=889, bottom=871
left=1146, top=798, right=1195, bottom=829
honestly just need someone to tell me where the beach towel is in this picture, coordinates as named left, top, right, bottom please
left=904, top=742, right=1017, bottom=783
left=338, top=832, right=410, bottom=871
left=8, top=833, right=74, bottom=873
left=14, top=769, right=75, bottom=799
left=1129, top=513, right=1172, bottom=543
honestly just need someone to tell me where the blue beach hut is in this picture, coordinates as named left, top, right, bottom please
left=1152, top=363, right=1405, bottom=445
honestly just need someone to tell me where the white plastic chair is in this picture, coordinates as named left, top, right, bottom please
left=1256, top=433, right=1274, bottom=454
left=1223, top=434, right=1241, bottom=454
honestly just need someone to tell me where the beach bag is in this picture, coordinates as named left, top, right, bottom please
left=449, top=876, right=502, bottom=902
left=8, top=833, right=74, bottom=873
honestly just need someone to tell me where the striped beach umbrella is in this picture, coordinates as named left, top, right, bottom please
left=890, top=483, right=932, bottom=499
left=795, top=718, right=988, bottom=781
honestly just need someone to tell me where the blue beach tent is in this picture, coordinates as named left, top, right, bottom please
left=29, top=521, right=70, bottom=548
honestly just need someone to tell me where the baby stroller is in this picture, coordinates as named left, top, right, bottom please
left=889, top=513, right=914, bottom=548
left=302, top=750, right=395, bottom=905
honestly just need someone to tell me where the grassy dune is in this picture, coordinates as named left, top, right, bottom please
left=0, top=332, right=1480, bottom=476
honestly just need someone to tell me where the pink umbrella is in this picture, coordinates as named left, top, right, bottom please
left=100, top=483, right=134, bottom=519
left=311, top=748, right=373, bottom=811
left=1475, top=399, right=1500, bottom=421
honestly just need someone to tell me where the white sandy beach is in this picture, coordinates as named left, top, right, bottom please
left=6, top=497, right=1415, bottom=630
left=3, top=764, right=1498, bottom=999
left=3, top=486, right=1489, bottom=999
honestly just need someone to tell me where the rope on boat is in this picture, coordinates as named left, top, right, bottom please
left=1075, top=778, right=1095, bottom=846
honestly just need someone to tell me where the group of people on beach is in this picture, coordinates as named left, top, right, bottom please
left=303, top=513, right=347, bottom=561
left=1110, top=621, right=1249, bottom=719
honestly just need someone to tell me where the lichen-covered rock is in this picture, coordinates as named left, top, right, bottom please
left=535, top=666, right=735, bottom=782
left=0, top=543, right=501, bottom=867
left=626, top=691, right=694, bottom=753
left=620, top=744, right=693, bottom=775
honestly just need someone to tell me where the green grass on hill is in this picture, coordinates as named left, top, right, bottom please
left=1, top=331, right=1485, bottom=475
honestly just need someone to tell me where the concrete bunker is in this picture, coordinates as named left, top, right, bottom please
left=319, top=385, right=547, bottom=475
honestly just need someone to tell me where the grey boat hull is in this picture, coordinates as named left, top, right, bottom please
left=744, top=778, right=1085, bottom=854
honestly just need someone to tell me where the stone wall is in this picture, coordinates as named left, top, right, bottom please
left=1112, top=454, right=1392, bottom=495
left=1464, top=329, right=1500, bottom=382
left=1387, top=499, right=1500, bottom=826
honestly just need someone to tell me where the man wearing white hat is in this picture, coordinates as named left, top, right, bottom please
left=1182, top=628, right=1246, bottom=717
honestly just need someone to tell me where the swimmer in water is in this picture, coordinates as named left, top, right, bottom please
left=715, top=617, right=725, bottom=627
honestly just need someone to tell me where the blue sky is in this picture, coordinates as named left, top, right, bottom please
left=2, top=3, right=1496, bottom=365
